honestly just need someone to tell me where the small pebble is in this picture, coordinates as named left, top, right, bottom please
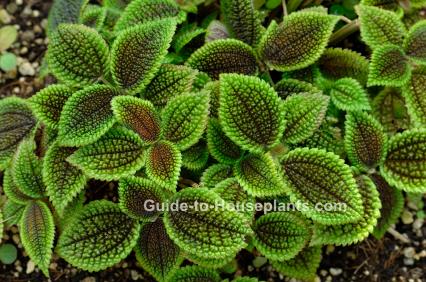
left=26, top=260, right=35, bottom=274
left=21, top=30, right=35, bottom=41
left=12, top=234, right=20, bottom=244
left=33, top=25, right=42, bottom=33
left=6, top=3, right=18, bottom=14
left=19, top=61, right=35, bottom=76
left=130, top=270, right=140, bottom=281
left=320, top=270, right=328, bottom=277
left=403, top=247, right=416, bottom=258
left=81, top=277, right=96, bottom=282
left=252, top=256, right=267, bottom=268
left=413, top=218, right=423, bottom=230
left=16, top=265, right=23, bottom=273
left=403, top=258, right=415, bottom=266
left=326, top=245, right=335, bottom=254
left=0, top=9, right=12, bottom=24
left=401, top=210, right=414, bottom=224
left=16, top=0, right=23, bottom=5
left=330, top=267, right=342, bottom=276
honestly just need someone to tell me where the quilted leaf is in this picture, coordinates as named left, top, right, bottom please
left=402, top=66, right=426, bottom=127
left=0, top=97, right=36, bottom=170
left=203, top=81, right=220, bottom=117
left=43, top=142, right=87, bottom=215
left=219, top=74, right=285, bottom=153
left=47, top=0, right=85, bottom=36
left=57, top=85, right=121, bottom=147
left=367, top=45, right=411, bottom=87
left=163, top=188, right=251, bottom=258
left=258, top=12, right=339, bottom=71
left=200, top=164, right=234, bottom=188
left=3, top=169, right=32, bottom=204
left=181, top=141, right=209, bottom=171
left=161, top=92, right=210, bottom=150
left=135, top=218, right=182, bottom=281
left=404, top=20, right=426, bottom=64
left=356, top=4, right=405, bottom=49
left=329, top=78, right=371, bottom=111
left=345, top=111, right=387, bottom=170
left=185, top=252, right=234, bottom=269
left=380, top=129, right=426, bottom=193
left=2, top=200, right=25, bottom=227
left=280, top=148, right=364, bottom=224
left=173, top=24, right=205, bottom=54
left=168, top=266, right=221, bottom=282
left=57, top=200, right=141, bottom=271
left=111, top=96, right=161, bottom=144
left=274, top=78, right=321, bottom=100
left=186, top=39, right=258, bottom=79
left=205, top=20, right=230, bottom=43
left=111, top=19, right=177, bottom=93
left=298, top=123, right=345, bottom=158
left=253, top=212, right=311, bottom=261
left=234, top=153, right=287, bottom=197
left=29, top=84, right=73, bottom=129
left=19, top=201, right=54, bottom=276
left=67, top=126, right=145, bottom=180
left=48, top=24, right=109, bottom=85
left=282, top=93, right=329, bottom=144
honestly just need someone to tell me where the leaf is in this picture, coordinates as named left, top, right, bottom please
left=380, top=129, right=426, bottom=193
left=111, top=96, right=161, bottom=144
left=0, top=97, right=37, bottom=170
left=207, top=118, right=243, bottom=165
left=57, top=200, right=141, bottom=271
left=111, top=19, right=177, bottom=93
left=258, top=12, right=339, bottom=71
left=232, top=277, right=259, bottom=282
left=141, top=64, right=196, bottom=108
left=19, top=201, right=54, bottom=276
left=282, top=93, right=329, bottom=144
left=317, top=48, right=369, bottom=85
left=274, top=78, right=321, bottom=100
left=146, top=141, right=182, bottom=189
left=57, top=85, right=121, bottom=147
left=29, top=84, right=73, bottom=129
left=253, top=212, right=311, bottom=261
left=2, top=200, right=25, bottom=227
left=359, top=0, right=398, bottom=9
left=48, top=24, right=109, bottom=85
left=47, top=0, right=85, bottom=36
left=80, top=5, right=107, bottom=30
left=298, top=123, right=345, bottom=158
left=114, top=0, right=185, bottom=32
left=163, top=188, right=251, bottom=258
left=67, top=126, right=145, bottom=180
left=43, top=142, right=87, bottom=214
left=173, top=24, right=205, bottom=54
left=270, top=246, right=322, bottom=281
left=134, top=218, right=183, bottom=281
left=221, top=0, right=262, bottom=46
left=205, top=20, right=230, bottom=43
left=234, top=153, right=287, bottom=197
left=200, top=164, right=234, bottom=188
left=0, top=25, right=18, bottom=52
left=168, top=266, right=221, bottom=282
left=219, top=74, right=285, bottom=153
left=329, top=78, right=371, bottom=111
left=0, top=52, right=17, bottom=72
left=280, top=148, right=364, bottom=224
left=402, top=66, right=426, bottom=127
left=186, top=39, right=258, bottom=79
left=3, top=169, right=32, bottom=204
left=404, top=20, right=426, bottom=64
left=367, top=45, right=411, bottom=87
left=0, top=243, right=17, bottom=264
left=181, top=141, right=209, bottom=171
left=185, top=252, right=234, bottom=269
left=161, top=92, right=210, bottom=150
left=344, top=111, right=387, bottom=170
left=203, top=81, right=220, bottom=117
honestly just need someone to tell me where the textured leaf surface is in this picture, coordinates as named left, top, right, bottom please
left=281, top=148, right=364, bottom=224
left=402, top=66, right=426, bottom=127
left=204, top=81, right=220, bottom=117
left=111, top=19, right=176, bottom=93
left=161, top=92, right=209, bottom=150
left=48, top=24, right=109, bottom=85
left=2, top=200, right=25, bottom=227
left=298, top=123, right=345, bottom=158
left=57, top=85, right=121, bottom=147
left=380, top=129, right=426, bottom=193
left=258, top=12, right=339, bottom=71
left=173, top=24, right=205, bottom=54
left=20, top=201, right=54, bottom=276
left=205, top=20, right=230, bottom=43
left=330, top=78, right=371, bottom=111
left=164, top=188, right=251, bottom=258
left=185, top=251, right=234, bottom=269
left=47, top=0, right=85, bottom=36
left=168, top=266, right=221, bottom=282
left=186, top=39, right=258, bottom=79
left=68, top=127, right=145, bottom=180
left=181, top=141, right=209, bottom=171
left=219, top=74, right=285, bottom=152
left=404, top=20, right=426, bottom=63
left=200, top=164, right=234, bottom=188
left=3, top=169, right=32, bottom=204
left=274, top=78, right=321, bottom=100
left=57, top=200, right=141, bottom=271
left=207, top=118, right=242, bottom=164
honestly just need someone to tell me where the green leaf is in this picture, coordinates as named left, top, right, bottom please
left=0, top=52, right=17, bottom=72
left=141, top=64, right=196, bottom=108
left=380, top=129, right=426, bottom=193
left=3, top=169, right=32, bottom=204
left=367, top=45, right=411, bottom=87
left=48, top=24, right=109, bottom=85
left=0, top=25, right=18, bottom=52
left=234, top=153, right=287, bottom=197
left=163, top=188, right=251, bottom=258
left=270, top=246, right=322, bottom=281
left=402, top=66, right=426, bottom=127
left=344, top=111, right=387, bottom=170
left=67, top=126, right=145, bottom=180
left=57, top=192, right=85, bottom=232
left=57, top=85, right=121, bottom=147
left=404, top=20, right=426, bottom=64
left=253, top=212, right=311, bottom=261
left=0, top=243, right=18, bottom=265
left=219, top=74, right=285, bottom=153
left=207, top=118, right=243, bottom=165
left=329, top=78, right=371, bottom=111
left=2, top=200, right=25, bottom=227
left=57, top=200, right=141, bottom=271
left=258, top=12, right=339, bottom=71
left=161, top=92, right=210, bottom=150
left=203, top=81, right=220, bottom=117
left=0, top=97, right=37, bottom=170
left=29, top=84, right=73, bottom=129
left=274, top=78, right=321, bottom=100
left=168, top=266, right=221, bottom=282
left=282, top=93, right=329, bottom=144
left=232, top=277, right=259, bottom=282
left=221, top=0, right=262, bottom=46
left=111, top=19, right=177, bottom=93
left=205, top=20, right=230, bottom=43
left=135, top=218, right=183, bottom=281
left=280, top=148, right=364, bottom=224
left=19, top=201, right=54, bottom=276
left=186, top=39, right=258, bottom=79
left=114, top=0, right=185, bottom=32
left=359, top=0, right=398, bottom=9
left=43, top=142, right=87, bottom=214
left=47, top=0, right=85, bottom=36
left=181, top=141, right=209, bottom=171
left=111, top=96, right=161, bottom=144
left=185, top=252, right=234, bottom=269
left=80, top=5, right=107, bottom=30
left=173, top=24, right=205, bottom=54
left=200, top=164, right=234, bottom=188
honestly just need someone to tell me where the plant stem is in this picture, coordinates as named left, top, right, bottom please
left=329, top=19, right=360, bottom=45
left=282, top=0, right=288, bottom=16
left=287, top=0, right=304, bottom=13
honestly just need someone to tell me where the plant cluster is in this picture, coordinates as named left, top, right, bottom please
left=0, top=0, right=425, bottom=281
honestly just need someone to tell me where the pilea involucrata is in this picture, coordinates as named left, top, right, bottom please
left=1, top=0, right=425, bottom=281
